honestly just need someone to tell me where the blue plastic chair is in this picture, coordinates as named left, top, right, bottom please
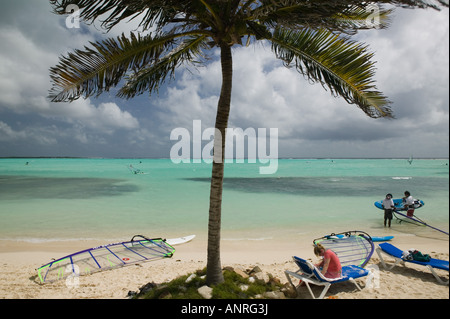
left=376, top=243, right=449, bottom=285
left=285, top=256, right=370, bottom=299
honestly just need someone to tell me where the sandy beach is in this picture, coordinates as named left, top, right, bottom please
left=0, top=232, right=448, bottom=300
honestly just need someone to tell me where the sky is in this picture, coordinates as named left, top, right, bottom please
left=0, top=0, right=448, bottom=159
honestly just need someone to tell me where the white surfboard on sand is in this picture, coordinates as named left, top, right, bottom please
left=166, top=235, right=196, bottom=246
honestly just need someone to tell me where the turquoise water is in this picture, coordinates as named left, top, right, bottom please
left=0, top=158, right=448, bottom=242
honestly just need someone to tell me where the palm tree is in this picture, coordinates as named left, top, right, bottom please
left=48, top=0, right=447, bottom=285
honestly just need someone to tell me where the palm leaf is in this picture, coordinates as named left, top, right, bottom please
left=251, top=1, right=400, bottom=34
left=49, top=32, right=175, bottom=102
left=50, top=0, right=192, bottom=31
left=330, top=5, right=393, bottom=31
left=271, top=27, right=392, bottom=118
left=118, top=34, right=210, bottom=98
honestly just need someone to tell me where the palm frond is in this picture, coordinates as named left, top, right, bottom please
left=249, top=0, right=446, bottom=31
left=49, top=0, right=193, bottom=31
left=331, top=5, right=393, bottom=31
left=271, top=27, right=392, bottom=118
left=388, top=0, right=448, bottom=9
left=118, top=34, right=210, bottom=99
left=49, top=32, right=175, bottom=102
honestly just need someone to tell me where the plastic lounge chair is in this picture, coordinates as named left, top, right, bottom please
left=376, top=242, right=449, bottom=285
left=285, top=256, right=370, bottom=299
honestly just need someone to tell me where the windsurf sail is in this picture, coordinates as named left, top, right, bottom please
left=127, top=164, right=146, bottom=174
left=37, top=235, right=175, bottom=284
left=313, top=231, right=374, bottom=268
left=407, top=155, right=413, bottom=165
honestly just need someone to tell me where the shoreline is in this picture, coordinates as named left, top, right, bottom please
left=1, top=233, right=448, bottom=299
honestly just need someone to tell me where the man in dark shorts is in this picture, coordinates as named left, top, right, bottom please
left=382, top=193, right=394, bottom=227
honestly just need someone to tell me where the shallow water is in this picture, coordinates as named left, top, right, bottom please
left=0, top=158, right=448, bottom=242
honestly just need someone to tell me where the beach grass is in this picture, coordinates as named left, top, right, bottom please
left=132, top=267, right=288, bottom=299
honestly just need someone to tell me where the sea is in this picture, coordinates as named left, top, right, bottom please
left=0, top=158, right=448, bottom=243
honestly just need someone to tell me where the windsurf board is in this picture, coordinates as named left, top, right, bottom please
left=374, top=198, right=424, bottom=211
left=371, top=236, right=394, bottom=242
left=166, top=235, right=196, bottom=246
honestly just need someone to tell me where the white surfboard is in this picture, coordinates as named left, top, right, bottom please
left=166, top=234, right=196, bottom=246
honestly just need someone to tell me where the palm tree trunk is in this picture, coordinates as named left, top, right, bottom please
left=206, top=44, right=233, bottom=286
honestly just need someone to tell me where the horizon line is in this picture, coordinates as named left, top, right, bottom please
left=1, top=156, right=449, bottom=160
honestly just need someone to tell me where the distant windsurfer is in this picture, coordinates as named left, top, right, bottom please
left=128, top=164, right=142, bottom=174
left=403, top=191, right=415, bottom=217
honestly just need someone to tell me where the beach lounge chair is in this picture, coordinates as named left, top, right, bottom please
left=285, top=256, right=370, bottom=299
left=376, top=242, right=449, bottom=285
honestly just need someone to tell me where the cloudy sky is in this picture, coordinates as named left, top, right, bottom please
left=0, top=0, right=448, bottom=159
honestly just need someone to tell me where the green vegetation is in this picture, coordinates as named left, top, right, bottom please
left=133, top=267, right=289, bottom=299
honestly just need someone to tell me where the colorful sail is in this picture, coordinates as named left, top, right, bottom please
left=37, top=235, right=175, bottom=283
left=313, top=231, right=374, bottom=268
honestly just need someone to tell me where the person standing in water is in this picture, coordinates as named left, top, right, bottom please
left=382, top=193, right=395, bottom=227
left=403, top=191, right=415, bottom=217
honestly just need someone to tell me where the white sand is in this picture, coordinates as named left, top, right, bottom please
left=0, top=234, right=448, bottom=299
